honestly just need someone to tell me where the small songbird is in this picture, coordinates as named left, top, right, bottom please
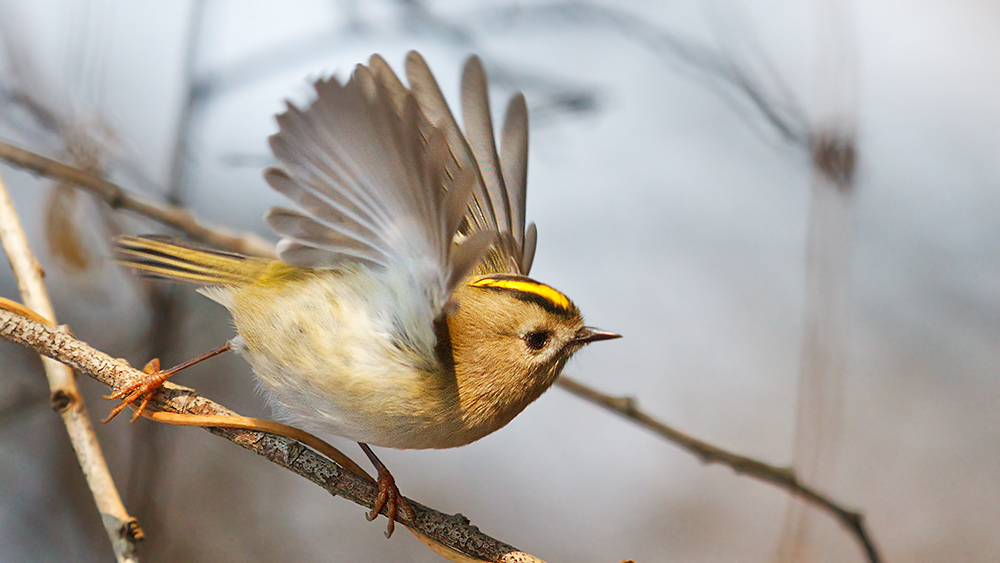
left=109, top=51, right=619, bottom=536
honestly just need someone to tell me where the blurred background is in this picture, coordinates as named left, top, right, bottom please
left=0, top=1, right=998, bottom=562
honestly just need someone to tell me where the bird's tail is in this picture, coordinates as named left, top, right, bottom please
left=114, top=235, right=269, bottom=286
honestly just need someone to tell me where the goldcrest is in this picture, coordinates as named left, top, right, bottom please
left=112, top=51, right=619, bottom=534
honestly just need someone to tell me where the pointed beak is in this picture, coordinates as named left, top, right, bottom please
left=573, top=326, right=622, bottom=345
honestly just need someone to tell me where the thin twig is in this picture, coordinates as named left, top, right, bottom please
left=0, top=307, right=550, bottom=563
left=556, top=376, right=880, bottom=563
left=452, top=2, right=809, bottom=145
left=0, top=141, right=274, bottom=257
left=396, top=1, right=600, bottom=126
left=0, top=171, right=141, bottom=562
left=165, top=0, right=207, bottom=205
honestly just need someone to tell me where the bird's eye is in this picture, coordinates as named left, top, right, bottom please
left=524, top=330, right=551, bottom=351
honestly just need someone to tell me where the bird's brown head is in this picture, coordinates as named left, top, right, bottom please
left=444, top=274, right=620, bottom=439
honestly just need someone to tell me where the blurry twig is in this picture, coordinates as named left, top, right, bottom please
left=0, top=307, right=553, bottom=563
left=0, top=171, right=141, bottom=562
left=165, top=0, right=207, bottom=205
left=399, top=0, right=600, bottom=124
left=460, top=1, right=809, bottom=145
left=779, top=0, right=859, bottom=555
left=556, top=376, right=880, bottom=563
left=0, top=141, right=274, bottom=257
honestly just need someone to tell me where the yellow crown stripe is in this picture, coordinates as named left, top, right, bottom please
left=471, top=277, right=572, bottom=310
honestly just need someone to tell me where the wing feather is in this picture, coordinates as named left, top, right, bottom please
left=521, top=222, right=537, bottom=275
left=406, top=52, right=537, bottom=275
left=271, top=100, right=392, bottom=232
left=264, top=168, right=387, bottom=257
left=461, top=56, right=513, bottom=236
left=448, top=230, right=496, bottom=291
left=265, top=58, right=489, bottom=305
left=405, top=52, right=495, bottom=233
left=264, top=207, right=387, bottom=267
left=275, top=240, right=377, bottom=269
left=500, top=93, right=529, bottom=241
left=266, top=51, right=537, bottom=310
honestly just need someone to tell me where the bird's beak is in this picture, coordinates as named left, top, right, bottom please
left=573, top=326, right=622, bottom=345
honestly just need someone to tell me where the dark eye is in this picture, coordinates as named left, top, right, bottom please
left=524, top=330, right=551, bottom=351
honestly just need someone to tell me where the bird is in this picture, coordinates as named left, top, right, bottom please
left=107, top=51, right=620, bottom=537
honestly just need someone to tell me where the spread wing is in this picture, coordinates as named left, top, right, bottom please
left=404, top=52, right=537, bottom=276
left=264, top=59, right=494, bottom=309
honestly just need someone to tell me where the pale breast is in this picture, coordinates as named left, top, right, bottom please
left=223, top=269, right=468, bottom=449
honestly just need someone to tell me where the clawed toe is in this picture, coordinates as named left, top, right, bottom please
left=360, top=443, right=413, bottom=538
left=102, top=343, right=234, bottom=424
left=368, top=467, right=411, bottom=538
left=102, top=359, right=168, bottom=423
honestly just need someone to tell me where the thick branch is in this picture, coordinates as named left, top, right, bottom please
left=0, top=308, right=549, bottom=563
left=0, top=172, right=140, bottom=562
left=556, top=376, right=880, bottom=563
left=0, top=141, right=274, bottom=257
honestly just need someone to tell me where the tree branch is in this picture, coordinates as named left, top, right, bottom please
left=0, top=307, right=553, bottom=563
left=0, top=170, right=141, bottom=562
left=0, top=141, right=274, bottom=257
left=555, top=376, right=880, bottom=563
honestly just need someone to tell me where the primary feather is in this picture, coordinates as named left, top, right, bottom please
left=404, top=52, right=537, bottom=276
left=266, top=51, right=539, bottom=302
left=264, top=60, right=492, bottom=309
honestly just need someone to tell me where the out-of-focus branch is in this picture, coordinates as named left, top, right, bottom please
left=0, top=171, right=141, bottom=562
left=0, top=307, right=559, bottom=563
left=448, top=1, right=808, bottom=144
left=398, top=0, right=600, bottom=126
left=165, top=0, right=207, bottom=205
left=556, top=376, right=880, bottom=563
left=0, top=141, right=274, bottom=257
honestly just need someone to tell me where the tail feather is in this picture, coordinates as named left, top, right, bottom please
left=114, top=235, right=267, bottom=286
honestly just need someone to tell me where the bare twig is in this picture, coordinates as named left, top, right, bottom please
left=0, top=141, right=274, bottom=257
left=0, top=171, right=141, bottom=562
left=779, top=0, right=860, bottom=553
left=556, top=376, right=880, bottom=563
left=165, top=0, right=207, bottom=205
left=449, top=1, right=809, bottom=145
left=780, top=126, right=858, bottom=560
left=0, top=307, right=553, bottom=563
left=398, top=0, right=600, bottom=125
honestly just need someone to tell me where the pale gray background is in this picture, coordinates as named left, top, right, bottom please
left=0, top=1, right=997, bottom=562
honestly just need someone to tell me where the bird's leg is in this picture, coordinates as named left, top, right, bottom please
left=103, top=342, right=234, bottom=423
left=359, top=442, right=414, bottom=538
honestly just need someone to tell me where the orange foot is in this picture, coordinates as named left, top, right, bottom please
left=359, top=443, right=415, bottom=538
left=102, top=358, right=172, bottom=423
left=102, top=342, right=233, bottom=424
left=366, top=465, right=414, bottom=538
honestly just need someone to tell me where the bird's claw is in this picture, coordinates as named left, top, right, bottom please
left=366, top=467, right=413, bottom=538
left=102, top=358, right=167, bottom=423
